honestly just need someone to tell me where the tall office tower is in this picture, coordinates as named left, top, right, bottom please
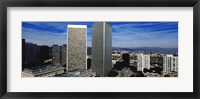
left=52, top=45, right=61, bottom=66
left=92, top=22, right=112, bottom=77
left=39, top=46, right=49, bottom=62
left=163, top=55, right=178, bottom=72
left=122, top=53, right=130, bottom=67
left=25, top=42, right=38, bottom=64
left=60, top=44, right=67, bottom=67
left=137, top=54, right=150, bottom=71
left=67, top=25, right=87, bottom=71
left=22, top=39, right=25, bottom=69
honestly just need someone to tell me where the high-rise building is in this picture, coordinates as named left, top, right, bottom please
left=122, top=53, right=130, bottom=67
left=39, top=46, right=49, bottom=62
left=60, top=44, right=67, bottom=67
left=114, top=60, right=124, bottom=70
left=52, top=45, right=60, bottom=65
left=25, top=42, right=38, bottom=64
left=163, top=55, right=178, bottom=72
left=67, top=25, right=87, bottom=71
left=137, top=54, right=150, bottom=71
left=92, top=22, right=112, bottom=77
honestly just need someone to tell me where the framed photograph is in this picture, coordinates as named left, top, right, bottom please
left=0, top=0, right=199, bottom=99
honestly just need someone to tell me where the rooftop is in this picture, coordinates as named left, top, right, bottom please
left=67, top=25, right=87, bottom=28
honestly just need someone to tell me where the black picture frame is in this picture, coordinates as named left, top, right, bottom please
left=0, top=0, right=199, bottom=99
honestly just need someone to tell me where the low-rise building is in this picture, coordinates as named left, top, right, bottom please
left=22, top=65, right=65, bottom=77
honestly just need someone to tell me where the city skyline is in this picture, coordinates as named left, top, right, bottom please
left=22, top=22, right=178, bottom=48
left=22, top=21, right=178, bottom=77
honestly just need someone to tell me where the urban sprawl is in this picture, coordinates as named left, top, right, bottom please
left=22, top=22, right=178, bottom=77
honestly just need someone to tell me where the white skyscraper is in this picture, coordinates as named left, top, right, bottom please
left=137, top=54, right=150, bottom=71
left=163, top=55, right=178, bottom=72
left=67, top=25, right=87, bottom=71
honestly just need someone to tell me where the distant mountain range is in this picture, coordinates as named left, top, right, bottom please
left=87, top=47, right=178, bottom=53
left=112, top=47, right=178, bottom=52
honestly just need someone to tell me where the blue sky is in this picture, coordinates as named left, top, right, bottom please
left=22, top=22, right=178, bottom=48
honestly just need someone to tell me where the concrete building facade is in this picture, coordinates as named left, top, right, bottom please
left=60, top=44, right=67, bottom=67
left=52, top=45, right=61, bottom=65
left=92, top=22, right=112, bottom=77
left=67, top=25, right=87, bottom=71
